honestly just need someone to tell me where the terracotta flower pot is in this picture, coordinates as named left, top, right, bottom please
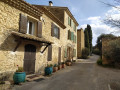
left=62, top=64, right=65, bottom=68
left=53, top=67, right=58, bottom=72
left=58, top=65, right=62, bottom=70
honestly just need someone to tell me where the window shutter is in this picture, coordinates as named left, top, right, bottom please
left=48, top=45, right=52, bottom=61
left=58, top=47, right=61, bottom=63
left=51, top=23, right=54, bottom=36
left=75, top=36, right=76, bottom=43
left=37, top=21, right=42, bottom=38
left=74, top=49, right=76, bottom=57
left=19, top=13, right=27, bottom=34
left=64, top=48, right=67, bottom=58
left=58, top=27, right=60, bottom=39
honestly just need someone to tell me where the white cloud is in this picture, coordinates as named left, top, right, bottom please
left=80, top=7, right=120, bottom=46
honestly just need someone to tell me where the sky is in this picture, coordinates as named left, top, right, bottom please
left=25, top=0, right=120, bottom=46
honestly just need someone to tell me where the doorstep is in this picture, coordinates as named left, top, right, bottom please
left=26, top=74, right=45, bottom=82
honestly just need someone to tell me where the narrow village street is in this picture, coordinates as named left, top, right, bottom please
left=13, top=55, right=120, bottom=90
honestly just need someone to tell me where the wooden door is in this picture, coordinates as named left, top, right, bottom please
left=24, top=44, right=36, bottom=74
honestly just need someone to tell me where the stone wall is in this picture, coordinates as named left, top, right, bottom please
left=77, top=29, right=84, bottom=58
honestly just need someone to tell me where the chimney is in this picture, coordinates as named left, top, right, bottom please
left=49, top=1, right=53, bottom=6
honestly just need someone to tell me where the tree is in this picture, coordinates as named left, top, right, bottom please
left=87, top=24, right=92, bottom=54
left=84, top=28, right=90, bottom=53
left=96, top=34, right=116, bottom=56
left=102, top=0, right=120, bottom=29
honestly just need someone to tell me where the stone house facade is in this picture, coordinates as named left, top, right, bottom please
left=77, top=28, right=85, bottom=58
left=0, top=0, right=78, bottom=79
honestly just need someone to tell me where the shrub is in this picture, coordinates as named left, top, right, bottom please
left=97, top=58, right=102, bottom=65
left=92, top=48, right=100, bottom=55
left=81, top=48, right=89, bottom=59
left=103, top=39, right=120, bottom=64
left=16, top=67, right=24, bottom=72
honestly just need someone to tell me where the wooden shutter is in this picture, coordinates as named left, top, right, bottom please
left=37, top=21, right=42, bottom=38
left=48, top=45, right=52, bottom=61
left=68, top=30, right=71, bottom=40
left=19, top=14, right=27, bottom=34
left=64, top=48, right=67, bottom=58
left=58, top=47, right=61, bottom=63
left=58, top=27, right=60, bottom=39
left=51, top=23, right=54, bottom=36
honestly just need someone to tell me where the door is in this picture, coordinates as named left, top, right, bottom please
left=24, top=44, right=36, bottom=74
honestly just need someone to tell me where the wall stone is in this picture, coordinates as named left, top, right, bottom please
left=77, top=29, right=85, bottom=58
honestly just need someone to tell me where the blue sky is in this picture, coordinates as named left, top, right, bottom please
left=25, top=0, right=120, bottom=46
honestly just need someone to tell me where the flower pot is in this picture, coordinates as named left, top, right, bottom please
left=66, top=62, right=72, bottom=66
left=13, top=72, right=26, bottom=84
left=62, top=64, right=65, bottom=68
left=58, top=65, right=62, bottom=70
left=45, top=67, right=53, bottom=75
left=53, top=67, right=58, bottom=72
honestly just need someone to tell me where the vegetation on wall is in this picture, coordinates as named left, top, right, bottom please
left=103, top=38, right=120, bottom=64
left=96, top=34, right=116, bottom=56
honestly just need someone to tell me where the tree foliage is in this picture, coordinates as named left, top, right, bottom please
left=96, top=34, right=116, bottom=56
left=87, top=24, right=92, bottom=53
left=84, top=28, right=90, bottom=52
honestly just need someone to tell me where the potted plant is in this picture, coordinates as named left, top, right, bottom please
left=62, top=62, right=65, bottom=68
left=66, top=60, right=72, bottom=66
left=13, top=65, right=26, bottom=84
left=58, top=63, right=62, bottom=70
left=44, top=64, right=53, bottom=75
left=53, top=64, right=58, bottom=72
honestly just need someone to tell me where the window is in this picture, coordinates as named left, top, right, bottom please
left=27, top=21, right=35, bottom=35
left=19, top=14, right=42, bottom=37
left=54, top=26, right=59, bottom=38
left=51, top=23, right=60, bottom=39
left=68, top=30, right=71, bottom=40
left=48, top=45, right=52, bottom=61
left=68, top=17, right=71, bottom=26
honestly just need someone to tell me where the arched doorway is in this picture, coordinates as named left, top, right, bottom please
left=24, top=44, right=36, bottom=74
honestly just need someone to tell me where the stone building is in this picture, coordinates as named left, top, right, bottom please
left=77, top=28, right=85, bottom=58
left=0, top=0, right=78, bottom=79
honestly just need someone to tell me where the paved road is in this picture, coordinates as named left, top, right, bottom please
left=13, top=55, right=120, bottom=90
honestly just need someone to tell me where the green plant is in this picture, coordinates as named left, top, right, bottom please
left=54, top=64, right=58, bottom=67
left=103, top=39, right=120, bottom=64
left=16, top=67, right=24, bottom=72
left=62, top=62, right=65, bottom=64
left=0, top=81, right=5, bottom=84
left=81, top=48, right=89, bottom=59
left=97, top=58, right=102, bottom=65
left=92, top=48, right=100, bottom=55
left=46, top=64, right=53, bottom=68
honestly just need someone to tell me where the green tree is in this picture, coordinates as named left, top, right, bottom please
left=84, top=28, right=90, bottom=53
left=96, top=34, right=116, bottom=56
left=87, top=24, right=92, bottom=54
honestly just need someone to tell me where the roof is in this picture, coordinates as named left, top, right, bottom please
left=33, top=5, right=79, bottom=26
left=33, top=5, right=66, bottom=29
left=12, top=31, right=53, bottom=44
